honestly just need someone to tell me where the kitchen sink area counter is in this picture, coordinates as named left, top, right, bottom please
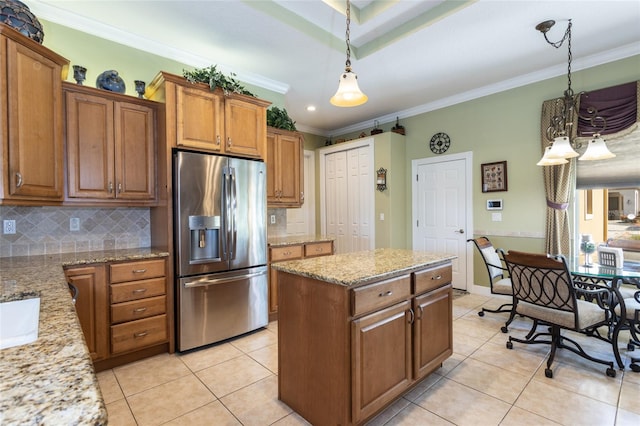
left=275, top=248, right=456, bottom=425
left=272, top=247, right=456, bottom=287
left=0, top=248, right=168, bottom=425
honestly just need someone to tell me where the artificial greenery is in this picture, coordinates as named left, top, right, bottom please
left=267, top=106, right=297, bottom=131
left=183, top=65, right=255, bottom=96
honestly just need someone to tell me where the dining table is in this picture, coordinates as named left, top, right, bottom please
left=567, top=258, right=640, bottom=370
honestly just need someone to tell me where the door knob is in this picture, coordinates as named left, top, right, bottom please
left=455, top=229, right=464, bottom=234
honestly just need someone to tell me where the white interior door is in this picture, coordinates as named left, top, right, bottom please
left=320, top=139, right=375, bottom=254
left=412, top=152, right=473, bottom=290
left=286, top=150, right=315, bottom=236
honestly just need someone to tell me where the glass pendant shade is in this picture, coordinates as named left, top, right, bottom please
left=545, top=136, right=579, bottom=159
left=578, top=136, right=616, bottom=161
left=537, top=146, right=569, bottom=166
left=330, top=70, right=368, bottom=107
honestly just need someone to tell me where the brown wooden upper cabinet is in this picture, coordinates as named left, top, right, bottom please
left=267, top=127, right=303, bottom=207
left=147, top=72, right=271, bottom=160
left=0, top=24, right=69, bottom=204
left=64, top=83, right=157, bottom=203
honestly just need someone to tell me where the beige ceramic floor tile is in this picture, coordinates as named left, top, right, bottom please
left=453, top=334, right=488, bottom=357
left=446, top=358, right=530, bottom=404
left=413, top=377, right=511, bottom=426
left=271, top=411, right=312, bottom=425
left=196, top=354, right=273, bottom=398
left=622, top=368, right=640, bottom=385
left=453, top=294, right=491, bottom=310
left=127, top=375, right=216, bottom=426
left=105, top=399, right=137, bottom=426
left=471, top=340, right=546, bottom=378
left=113, top=353, right=191, bottom=396
left=619, top=377, right=640, bottom=415
left=229, top=328, right=278, bottom=353
left=402, top=372, right=444, bottom=402
left=433, top=352, right=466, bottom=377
left=220, top=375, right=292, bottom=426
left=515, top=378, right=617, bottom=425
left=616, top=408, right=640, bottom=426
left=266, top=320, right=278, bottom=334
left=383, top=402, right=455, bottom=425
left=453, top=317, right=501, bottom=341
left=96, top=369, right=124, bottom=404
left=365, top=397, right=412, bottom=426
left=178, top=342, right=244, bottom=372
left=163, top=400, right=240, bottom=426
left=247, top=343, right=278, bottom=374
left=499, top=406, right=560, bottom=426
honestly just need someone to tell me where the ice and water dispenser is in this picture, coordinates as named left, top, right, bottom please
left=188, top=215, right=221, bottom=263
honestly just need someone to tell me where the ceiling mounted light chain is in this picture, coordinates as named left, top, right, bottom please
left=535, top=19, right=615, bottom=166
left=330, top=0, right=368, bottom=107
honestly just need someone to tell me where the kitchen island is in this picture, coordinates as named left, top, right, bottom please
left=273, top=248, right=456, bottom=426
left=0, top=248, right=168, bottom=425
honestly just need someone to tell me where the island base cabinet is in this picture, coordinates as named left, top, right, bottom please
left=351, top=300, right=412, bottom=424
left=413, top=284, right=453, bottom=379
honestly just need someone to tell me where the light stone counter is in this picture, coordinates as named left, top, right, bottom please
left=272, top=248, right=456, bottom=287
left=0, top=248, right=169, bottom=425
left=267, top=234, right=334, bottom=247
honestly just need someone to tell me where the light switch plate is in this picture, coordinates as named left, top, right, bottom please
left=70, top=217, right=80, bottom=231
left=491, top=212, right=502, bottom=222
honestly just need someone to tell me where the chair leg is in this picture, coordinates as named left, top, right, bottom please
left=501, top=307, right=518, bottom=333
left=544, top=325, right=561, bottom=378
left=478, top=302, right=512, bottom=317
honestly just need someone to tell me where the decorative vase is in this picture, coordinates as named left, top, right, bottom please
left=134, top=80, right=146, bottom=98
left=96, top=70, right=126, bottom=93
left=580, top=234, right=596, bottom=267
left=0, top=0, right=44, bottom=44
left=73, top=65, right=87, bottom=85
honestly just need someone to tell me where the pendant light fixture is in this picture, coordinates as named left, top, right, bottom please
left=535, top=19, right=615, bottom=165
left=330, top=0, right=368, bottom=107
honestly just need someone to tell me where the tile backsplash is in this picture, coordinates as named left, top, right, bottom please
left=0, top=206, right=150, bottom=258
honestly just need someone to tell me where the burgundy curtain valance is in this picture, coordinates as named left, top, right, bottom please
left=578, top=81, right=637, bottom=135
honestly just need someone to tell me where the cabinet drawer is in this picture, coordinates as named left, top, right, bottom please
left=111, top=278, right=166, bottom=303
left=270, top=245, right=303, bottom=262
left=304, top=241, right=333, bottom=258
left=351, top=275, right=411, bottom=317
left=413, top=264, right=452, bottom=294
left=111, top=314, right=167, bottom=354
left=111, top=295, right=166, bottom=324
left=110, top=259, right=165, bottom=283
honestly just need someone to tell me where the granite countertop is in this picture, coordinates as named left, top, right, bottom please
left=272, top=248, right=456, bottom=287
left=0, top=247, right=169, bottom=425
left=267, top=234, right=334, bottom=247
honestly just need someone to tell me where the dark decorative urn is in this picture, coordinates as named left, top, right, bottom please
left=96, top=70, right=126, bottom=93
left=0, top=0, right=44, bottom=44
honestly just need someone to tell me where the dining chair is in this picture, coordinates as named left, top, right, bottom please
left=613, top=281, right=640, bottom=372
left=598, top=245, right=624, bottom=268
left=502, top=250, right=617, bottom=378
left=468, top=237, right=515, bottom=332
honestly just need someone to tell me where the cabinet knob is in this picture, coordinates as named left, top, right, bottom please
left=15, top=172, right=23, bottom=188
left=216, top=135, right=221, bottom=146
left=300, top=191, right=304, bottom=202
left=117, top=183, right=122, bottom=193
left=227, top=137, right=232, bottom=147
left=133, top=307, right=147, bottom=314
left=108, top=182, right=114, bottom=193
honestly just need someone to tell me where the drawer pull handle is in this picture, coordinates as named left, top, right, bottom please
left=283, top=251, right=291, bottom=256
left=134, top=331, right=148, bottom=338
left=133, top=288, right=147, bottom=294
left=407, top=308, right=415, bottom=324
left=315, top=247, right=323, bottom=252
left=132, top=269, right=147, bottom=274
left=431, top=275, right=442, bottom=280
left=133, top=307, right=147, bottom=313
left=379, top=290, right=393, bottom=297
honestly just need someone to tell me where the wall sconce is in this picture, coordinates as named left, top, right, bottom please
left=376, top=168, right=387, bottom=192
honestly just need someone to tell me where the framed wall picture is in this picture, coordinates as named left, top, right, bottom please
left=481, top=161, right=508, bottom=193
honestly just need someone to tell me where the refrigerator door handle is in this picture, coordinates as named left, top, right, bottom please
left=183, top=270, right=267, bottom=288
left=222, top=167, right=231, bottom=261
left=230, top=168, right=237, bottom=260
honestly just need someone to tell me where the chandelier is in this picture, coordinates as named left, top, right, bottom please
left=330, top=0, right=368, bottom=107
left=535, top=19, right=615, bottom=166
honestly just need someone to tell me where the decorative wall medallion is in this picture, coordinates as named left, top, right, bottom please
left=430, top=132, right=450, bottom=154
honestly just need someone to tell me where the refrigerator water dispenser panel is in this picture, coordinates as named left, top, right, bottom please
left=189, top=215, right=220, bottom=263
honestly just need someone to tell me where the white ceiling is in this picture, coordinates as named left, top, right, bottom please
left=30, top=0, right=640, bottom=136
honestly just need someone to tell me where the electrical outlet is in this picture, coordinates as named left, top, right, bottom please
left=70, top=217, right=80, bottom=231
left=270, top=215, right=276, bottom=225
left=3, top=219, right=16, bottom=234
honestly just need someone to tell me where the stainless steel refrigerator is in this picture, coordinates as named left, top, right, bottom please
left=174, top=150, right=268, bottom=351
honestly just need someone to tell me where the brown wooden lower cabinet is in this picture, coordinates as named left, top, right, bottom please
left=278, top=262, right=453, bottom=425
left=65, top=257, right=170, bottom=371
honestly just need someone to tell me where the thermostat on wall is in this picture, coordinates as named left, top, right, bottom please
left=487, top=199, right=503, bottom=210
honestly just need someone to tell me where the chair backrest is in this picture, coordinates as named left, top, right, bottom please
left=598, top=245, right=624, bottom=268
left=502, top=250, right=576, bottom=314
left=469, top=237, right=505, bottom=282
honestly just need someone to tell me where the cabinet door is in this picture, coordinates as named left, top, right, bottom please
left=114, top=102, right=156, bottom=199
left=266, top=132, right=277, bottom=202
left=5, top=38, right=64, bottom=199
left=224, top=98, right=265, bottom=158
left=413, top=284, right=453, bottom=380
left=65, top=91, right=115, bottom=198
left=65, top=265, right=109, bottom=361
left=175, top=85, right=223, bottom=151
left=267, top=130, right=303, bottom=207
left=351, top=300, right=412, bottom=423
